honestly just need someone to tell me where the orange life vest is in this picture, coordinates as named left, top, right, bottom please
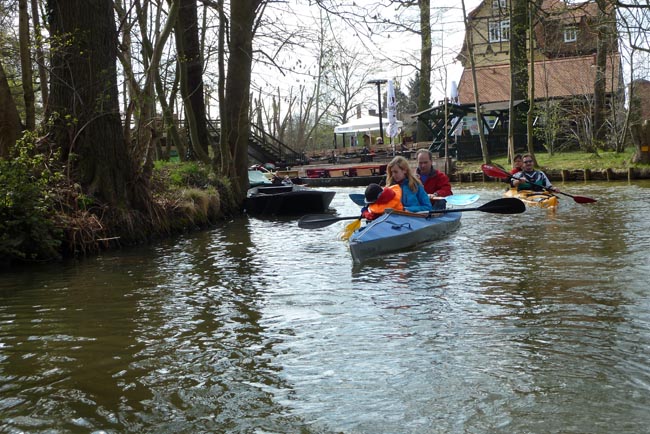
left=368, top=184, right=404, bottom=214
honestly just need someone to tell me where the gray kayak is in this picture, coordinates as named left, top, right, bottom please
left=348, top=209, right=461, bottom=264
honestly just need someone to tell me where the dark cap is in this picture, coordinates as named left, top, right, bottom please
left=364, top=183, right=383, bottom=204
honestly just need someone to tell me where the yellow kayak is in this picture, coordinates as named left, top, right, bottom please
left=504, top=188, right=559, bottom=209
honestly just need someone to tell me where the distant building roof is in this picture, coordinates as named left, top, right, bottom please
left=457, top=54, right=621, bottom=104
left=541, top=0, right=604, bottom=18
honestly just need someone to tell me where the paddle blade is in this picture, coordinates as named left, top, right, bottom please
left=477, top=197, right=526, bottom=214
left=348, top=193, right=366, bottom=206
left=339, top=218, right=361, bottom=240
left=481, top=164, right=511, bottom=180
left=298, top=214, right=344, bottom=229
left=569, top=194, right=597, bottom=204
left=446, top=194, right=480, bottom=206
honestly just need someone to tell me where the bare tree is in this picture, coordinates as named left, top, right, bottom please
left=508, top=0, right=529, bottom=161
left=46, top=0, right=145, bottom=208
left=176, top=0, right=211, bottom=162
left=0, top=60, right=23, bottom=158
left=30, top=0, right=48, bottom=114
left=460, top=0, right=489, bottom=163
left=18, top=0, right=35, bottom=130
left=593, top=0, right=612, bottom=146
left=413, top=0, right=432, bottom=143
left=221, top=0, right=264, bottom=201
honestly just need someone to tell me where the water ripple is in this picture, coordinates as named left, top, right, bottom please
left=2, top=183, right=650, bottom=433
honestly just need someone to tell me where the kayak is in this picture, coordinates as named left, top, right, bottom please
left=504, top=188, right=559, bottom=209
left=348, top=209, right=461, bottom=264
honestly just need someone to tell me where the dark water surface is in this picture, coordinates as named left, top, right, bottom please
left=2, top=181, right=650, bottom=433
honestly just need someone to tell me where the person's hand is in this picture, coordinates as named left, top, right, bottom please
left=428, top=193, right=443, bottom=200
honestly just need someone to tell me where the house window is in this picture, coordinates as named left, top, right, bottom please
left=489, top=20, right=510, bottom=42
left=501, top=20, right=510, bottom=41
left=564, top=26, right=578, bottom=42
left=492, top=0, right=506, bottom=8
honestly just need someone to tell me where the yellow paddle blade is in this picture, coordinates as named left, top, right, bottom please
left=339, top=218, right=361, bottom=240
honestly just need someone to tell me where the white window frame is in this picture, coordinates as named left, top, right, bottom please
left=489, top=22, right=500, bottom=42
left=564, top=26, right=578, bottom=43
left=501, top=20, right=510, bottom=41
left=489, top=19, right=510, bottom=42
left=492, top=0, right=507, bottom=8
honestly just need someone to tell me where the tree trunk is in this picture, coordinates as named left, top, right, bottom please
left=19, top=0, right=35, bottom=131
left=176, top=0, right=211, bottom=163
left=0, top=60, right=23, bottom=158
left=509, top=0, right=528, bottom=160
left=526, top=0, right=536, bottom=157
left=216, top=0, right=226, bottom=170
left=46, top=0, right=135, bottom=208
left=461, top=0, right=489, bottom=164
left=30, top=0, right=49, bottom=114
left=630, top=121, right=650, bottom=164
left=222, top=0, right=262, bottom=202
left=593, top=0, right=609, bottom=147
left=416, top=0, right=432, bottom=143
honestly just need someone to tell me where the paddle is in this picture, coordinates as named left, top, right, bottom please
left=348, top=193, right=480, bottom=207
left=298, top=197, right=526, bottom=229
left=481, top=164, right=597, bottom=204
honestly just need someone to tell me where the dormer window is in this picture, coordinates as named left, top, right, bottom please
left=492, top=0, right=507, bottom=8
left=564, top=26, right=578, bottom=42
left=489, top=20, right=510, bottom=42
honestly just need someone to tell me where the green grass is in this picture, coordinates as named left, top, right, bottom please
left=455, top=148, right=647, bottom=172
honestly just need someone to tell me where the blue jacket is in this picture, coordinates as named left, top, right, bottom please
left=396, top=179, right=433, bottom=212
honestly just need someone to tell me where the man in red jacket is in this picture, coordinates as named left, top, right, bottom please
left=415, top=149, right=453, bottom=210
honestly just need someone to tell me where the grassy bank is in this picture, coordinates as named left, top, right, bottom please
left=454, top=148, right=646, bottom=173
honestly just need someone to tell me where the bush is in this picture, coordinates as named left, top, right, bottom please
left=153, top=160, right=214, bottom=188
left=0, top=134, right=62, bottom=264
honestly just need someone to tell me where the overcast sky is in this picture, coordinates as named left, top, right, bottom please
left=251, top=0, right=483, bottom=116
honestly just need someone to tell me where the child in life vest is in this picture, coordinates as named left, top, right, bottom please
left=360, top=183, right=404, bottom=220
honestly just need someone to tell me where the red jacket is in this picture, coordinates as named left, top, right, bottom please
left=417, top=169, right=452, bottom=197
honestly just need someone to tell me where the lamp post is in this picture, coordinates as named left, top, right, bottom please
left=367, top=79, right=387, bottom=142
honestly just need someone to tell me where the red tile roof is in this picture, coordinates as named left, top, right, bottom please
left=457, top=54, right=620, bottom=104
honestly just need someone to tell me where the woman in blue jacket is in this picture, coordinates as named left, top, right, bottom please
left=385, top=156, right=433, bottom=213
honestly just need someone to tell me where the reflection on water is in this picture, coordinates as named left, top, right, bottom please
left=2, top=181, right=650, bottom=433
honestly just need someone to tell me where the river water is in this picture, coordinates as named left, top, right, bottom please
left=2, top=180, right=650, bottom=433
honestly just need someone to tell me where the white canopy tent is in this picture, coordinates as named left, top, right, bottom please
left=333, top=115, right=404, bottom=149
left=334, top=115, right=403, bottom=134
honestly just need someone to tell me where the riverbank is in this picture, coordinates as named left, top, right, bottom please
left=289, top=149, right=650, bottom=186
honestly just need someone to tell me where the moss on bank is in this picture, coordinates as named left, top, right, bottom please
left=1, top=153, right=240, bottom=267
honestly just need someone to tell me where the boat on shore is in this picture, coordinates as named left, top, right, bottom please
left=504, top=188, right=559, bottom=209
left=348, top=209, right=461, bottom=264
left=246, top=170, right=335, bottom=215
left=298, top=164, right=387, bottom=187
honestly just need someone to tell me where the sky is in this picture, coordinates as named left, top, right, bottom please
left=251, top=0, right=484, bottom=119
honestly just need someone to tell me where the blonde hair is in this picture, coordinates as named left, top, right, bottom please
left=386, top=156, right=421, bottom=192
